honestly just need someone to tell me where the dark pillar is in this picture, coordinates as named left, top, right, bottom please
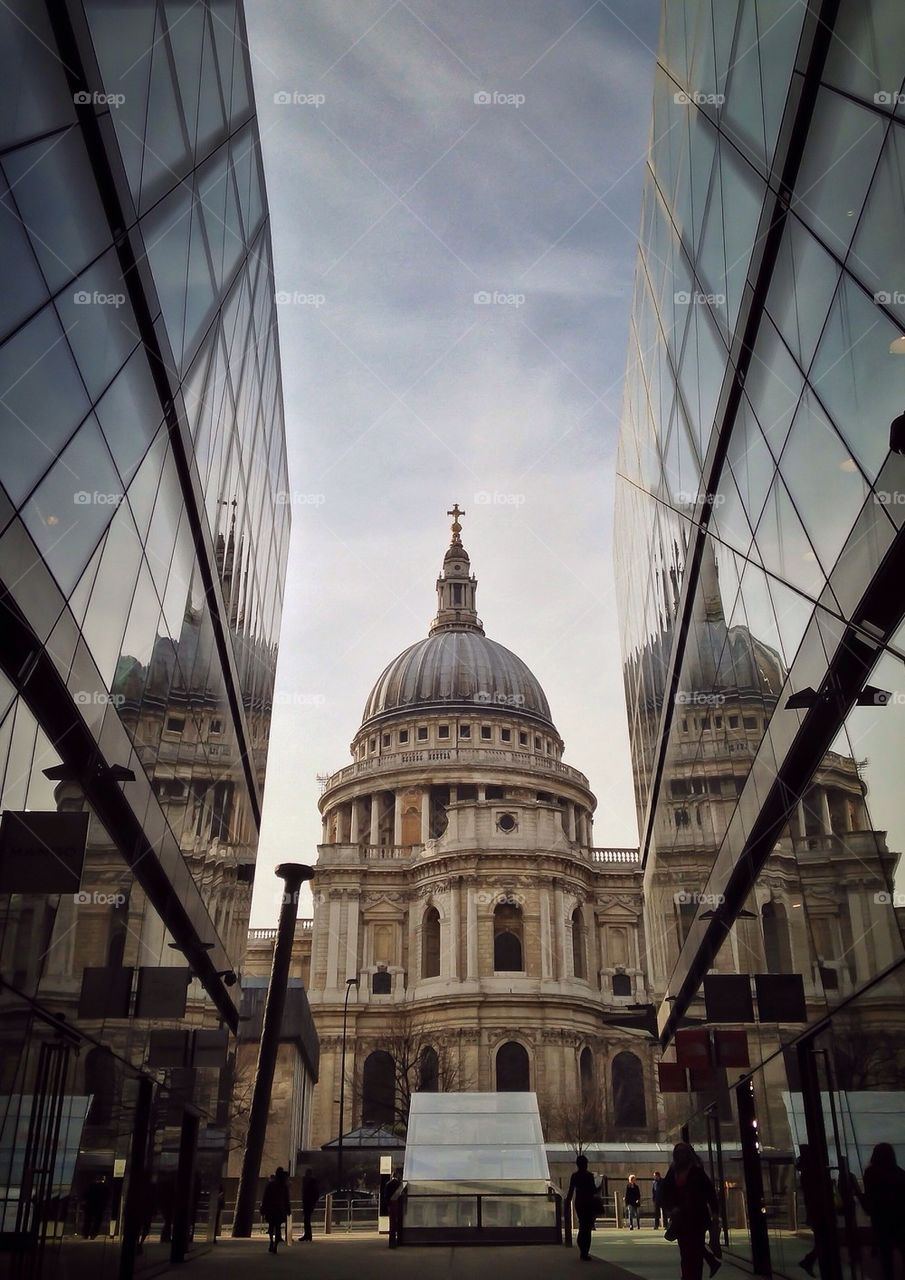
left=119, top=1075, right=153, bottom=1280
left=232, top=862, right=314, bottom=1236
left=735, top=1077, right=771, bottom=1276
left=797, top=1040, right=844, bottom=1280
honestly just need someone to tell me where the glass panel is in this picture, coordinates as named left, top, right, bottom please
left=766, top=215, right=841, bottom=371
left=83, top=0, right=158, bottom=199
left=140, top=180, right=192, bottom=369
left=95, top=345, right=164, bottom=487
left=848, top=122, right=905, bottom=329
left=55, top=248, right=140, bottom=400
left=0, top=306, right=91, bottom=505
left=823, top=0, right=905, bottom=106
left=1, top=128, right=111, bottom=294
left=0, top=172, right=48, bottom=342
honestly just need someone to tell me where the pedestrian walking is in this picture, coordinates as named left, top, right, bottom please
left=83, top=1175, right=108, bottom=1239
left=566, top=1154, right=602, bottom=1262
left=625, top=1174, right=641, bottom=1229
left=300, top=1168, right=320, bottom=1242
left=260, top=1167, right=291, bottom=1254
left=853, top=1142, right=905, bottom=1280
left=795, top=1145, right=820, bottom=1276
left=661, top=1142, right=722, bottom=1279
left=652, top=1171, right=665, bottom=1228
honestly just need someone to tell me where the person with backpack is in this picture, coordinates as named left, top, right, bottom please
left=661, top=1142, right=722, bottom=1279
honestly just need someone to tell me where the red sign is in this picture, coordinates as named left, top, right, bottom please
left=675, top=1027, right=711, bottom=1067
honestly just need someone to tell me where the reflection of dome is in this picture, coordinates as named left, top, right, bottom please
left=362, top=631, right=555, bottom=730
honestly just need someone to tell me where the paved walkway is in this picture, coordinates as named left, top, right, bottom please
left=171, top=1228, right=755, bottom=1279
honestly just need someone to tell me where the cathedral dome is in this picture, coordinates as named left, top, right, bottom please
left=361, top=630, right=555, bottom=730
left=360, top=506, right=557, bottom=734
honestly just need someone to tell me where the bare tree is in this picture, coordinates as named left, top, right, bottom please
left=355, top=1012, right=475, bottom=1135
left=543, top=1087, right=603, bottom=1155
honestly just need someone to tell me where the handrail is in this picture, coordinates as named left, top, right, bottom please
left=320, top=746, right=591, bottom=793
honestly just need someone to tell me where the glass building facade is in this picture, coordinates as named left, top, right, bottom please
left=0, top=1, right=288, bottom=1277
left=615, top=1, right=905, bottom=1275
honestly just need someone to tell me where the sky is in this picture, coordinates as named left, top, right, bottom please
left=243, top=0, right=663, bottom=926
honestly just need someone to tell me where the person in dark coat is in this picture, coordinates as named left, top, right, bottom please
left=855, top=1143, right=905, bottom=1280
left=385, top=1170, right=403, bottom=1249
left=83, top=1175, right=108, bottom=1239
left=566, top=1154, right=600, bottom=1262
left=652, top=1171, right=665, bottom=1228
left=625, top=1174, right=641, bottom=1229
left=661, top=1142, right=721, bottom=1279
left=300, top=1168, right=319, bottom=1242
left=795, top=1145, right=820, bottom=1275
left=260, top=1167, right=290, bottom=1254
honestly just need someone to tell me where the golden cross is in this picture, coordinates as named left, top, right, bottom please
left=447, top=503, right=464, bottom=543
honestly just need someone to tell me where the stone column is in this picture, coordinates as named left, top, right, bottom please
left=567, top=802, right=577, bottom=842
left=393, top=792, right=403, bottom=846
left=421, top=789, right=431, bottom=844
left=797, top=800, right=807, bottom=840
left=349, top=800, right=360, bottom=844
left=554, top=883, right=567, bottom=979
left=447, top=881, right=459, bottom=979
left=369, top=794, right=379, bottom=846
left=540, top=884, right=552, bottom=979
left=466, top=882, right=478, bottom=979
left=321, top=815, right=329, bottom=844
left=819, top=788, right=832, bottom=836
left=477, top=783, right=486, bottom=802
left=345, top=891, right=359, bottom=982
left=326, top=891, right=341, bottom=990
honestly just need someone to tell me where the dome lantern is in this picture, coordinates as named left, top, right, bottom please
left=430, top=503, right=483, bottom=635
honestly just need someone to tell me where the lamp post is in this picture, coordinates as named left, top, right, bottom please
left=336, top=976, right=358, bottom=1196
left=233, top=862, right=314, bottom=1236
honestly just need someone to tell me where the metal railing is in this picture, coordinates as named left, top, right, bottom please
left=321, top=747, right=591, bottom=792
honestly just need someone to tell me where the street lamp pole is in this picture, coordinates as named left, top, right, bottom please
left=336, top=976, right=358, bottom=1196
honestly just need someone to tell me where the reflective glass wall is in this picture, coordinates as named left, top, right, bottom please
left=0, top=0, right=288, bottom=1276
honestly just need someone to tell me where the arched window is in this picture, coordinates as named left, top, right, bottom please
left=419, top=1046, right=439, bottom=1092
left=493, top=903, right=523, bottom=972
left=762, top=901, right=793, bottom=973
left=496, top=1041, right=530, bottom=1092
left=571, top=908, right=587, bottom=979
left=612, top=1051, right=646, bottom=1127
left=85, top=1047, right=115, bottom=1125
left=422, top=908, right=441, bottom=978
left=362, top=1051, right=395, bottom=1126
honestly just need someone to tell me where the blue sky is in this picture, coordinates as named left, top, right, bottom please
left=244, top=0, right=662, bottom=923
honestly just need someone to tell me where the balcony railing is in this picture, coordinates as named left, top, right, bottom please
left=247, top=920, right=313, bottom=942
left=320, top=746, right=590, bottom=794
left=317, top=842, right=639, bottom=866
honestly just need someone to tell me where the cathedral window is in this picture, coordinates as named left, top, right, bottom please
left=534, top=735, right=541, bottom=750
left=417, top=726, right=428, bottom=741
left=519, top=731, right=528, bottom=746
left=612, top=1051, right=646, bottom=1127
left=438, top=724, right=449, bottom=739
left=382, top=733, right=390, bottom=747
left=762, top=901, right=793, bottom=973
left=399, top=729, right=409, bottom=744
left=459, top=724, right=471, bottom=738
left=362, top=1051, right=396, bottom=1125
left=481, top=725, right=492, bottom=740
left=493, top=903, right=523, bottom=971
left=729, top=715, right=739, bottom=728
left=372, top=970, right=392, bottom=994
left=422, top=907, right=441, bottom=978
left=419, top=1046, right=439, bottom=1092
left=496, top=1041, right=530, bottom=1092
left=612, top=972, right=632, bottom=997
left=675, top=808, right=689, bottom=827
left=501, top=728, right=511, bottom=743
left=497, top=812, right=516, bottom=833
left=571, top=908, right=587, bottom=979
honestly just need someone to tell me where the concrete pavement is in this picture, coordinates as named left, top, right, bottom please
left=169, top=1228, right=755, bottom=1279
